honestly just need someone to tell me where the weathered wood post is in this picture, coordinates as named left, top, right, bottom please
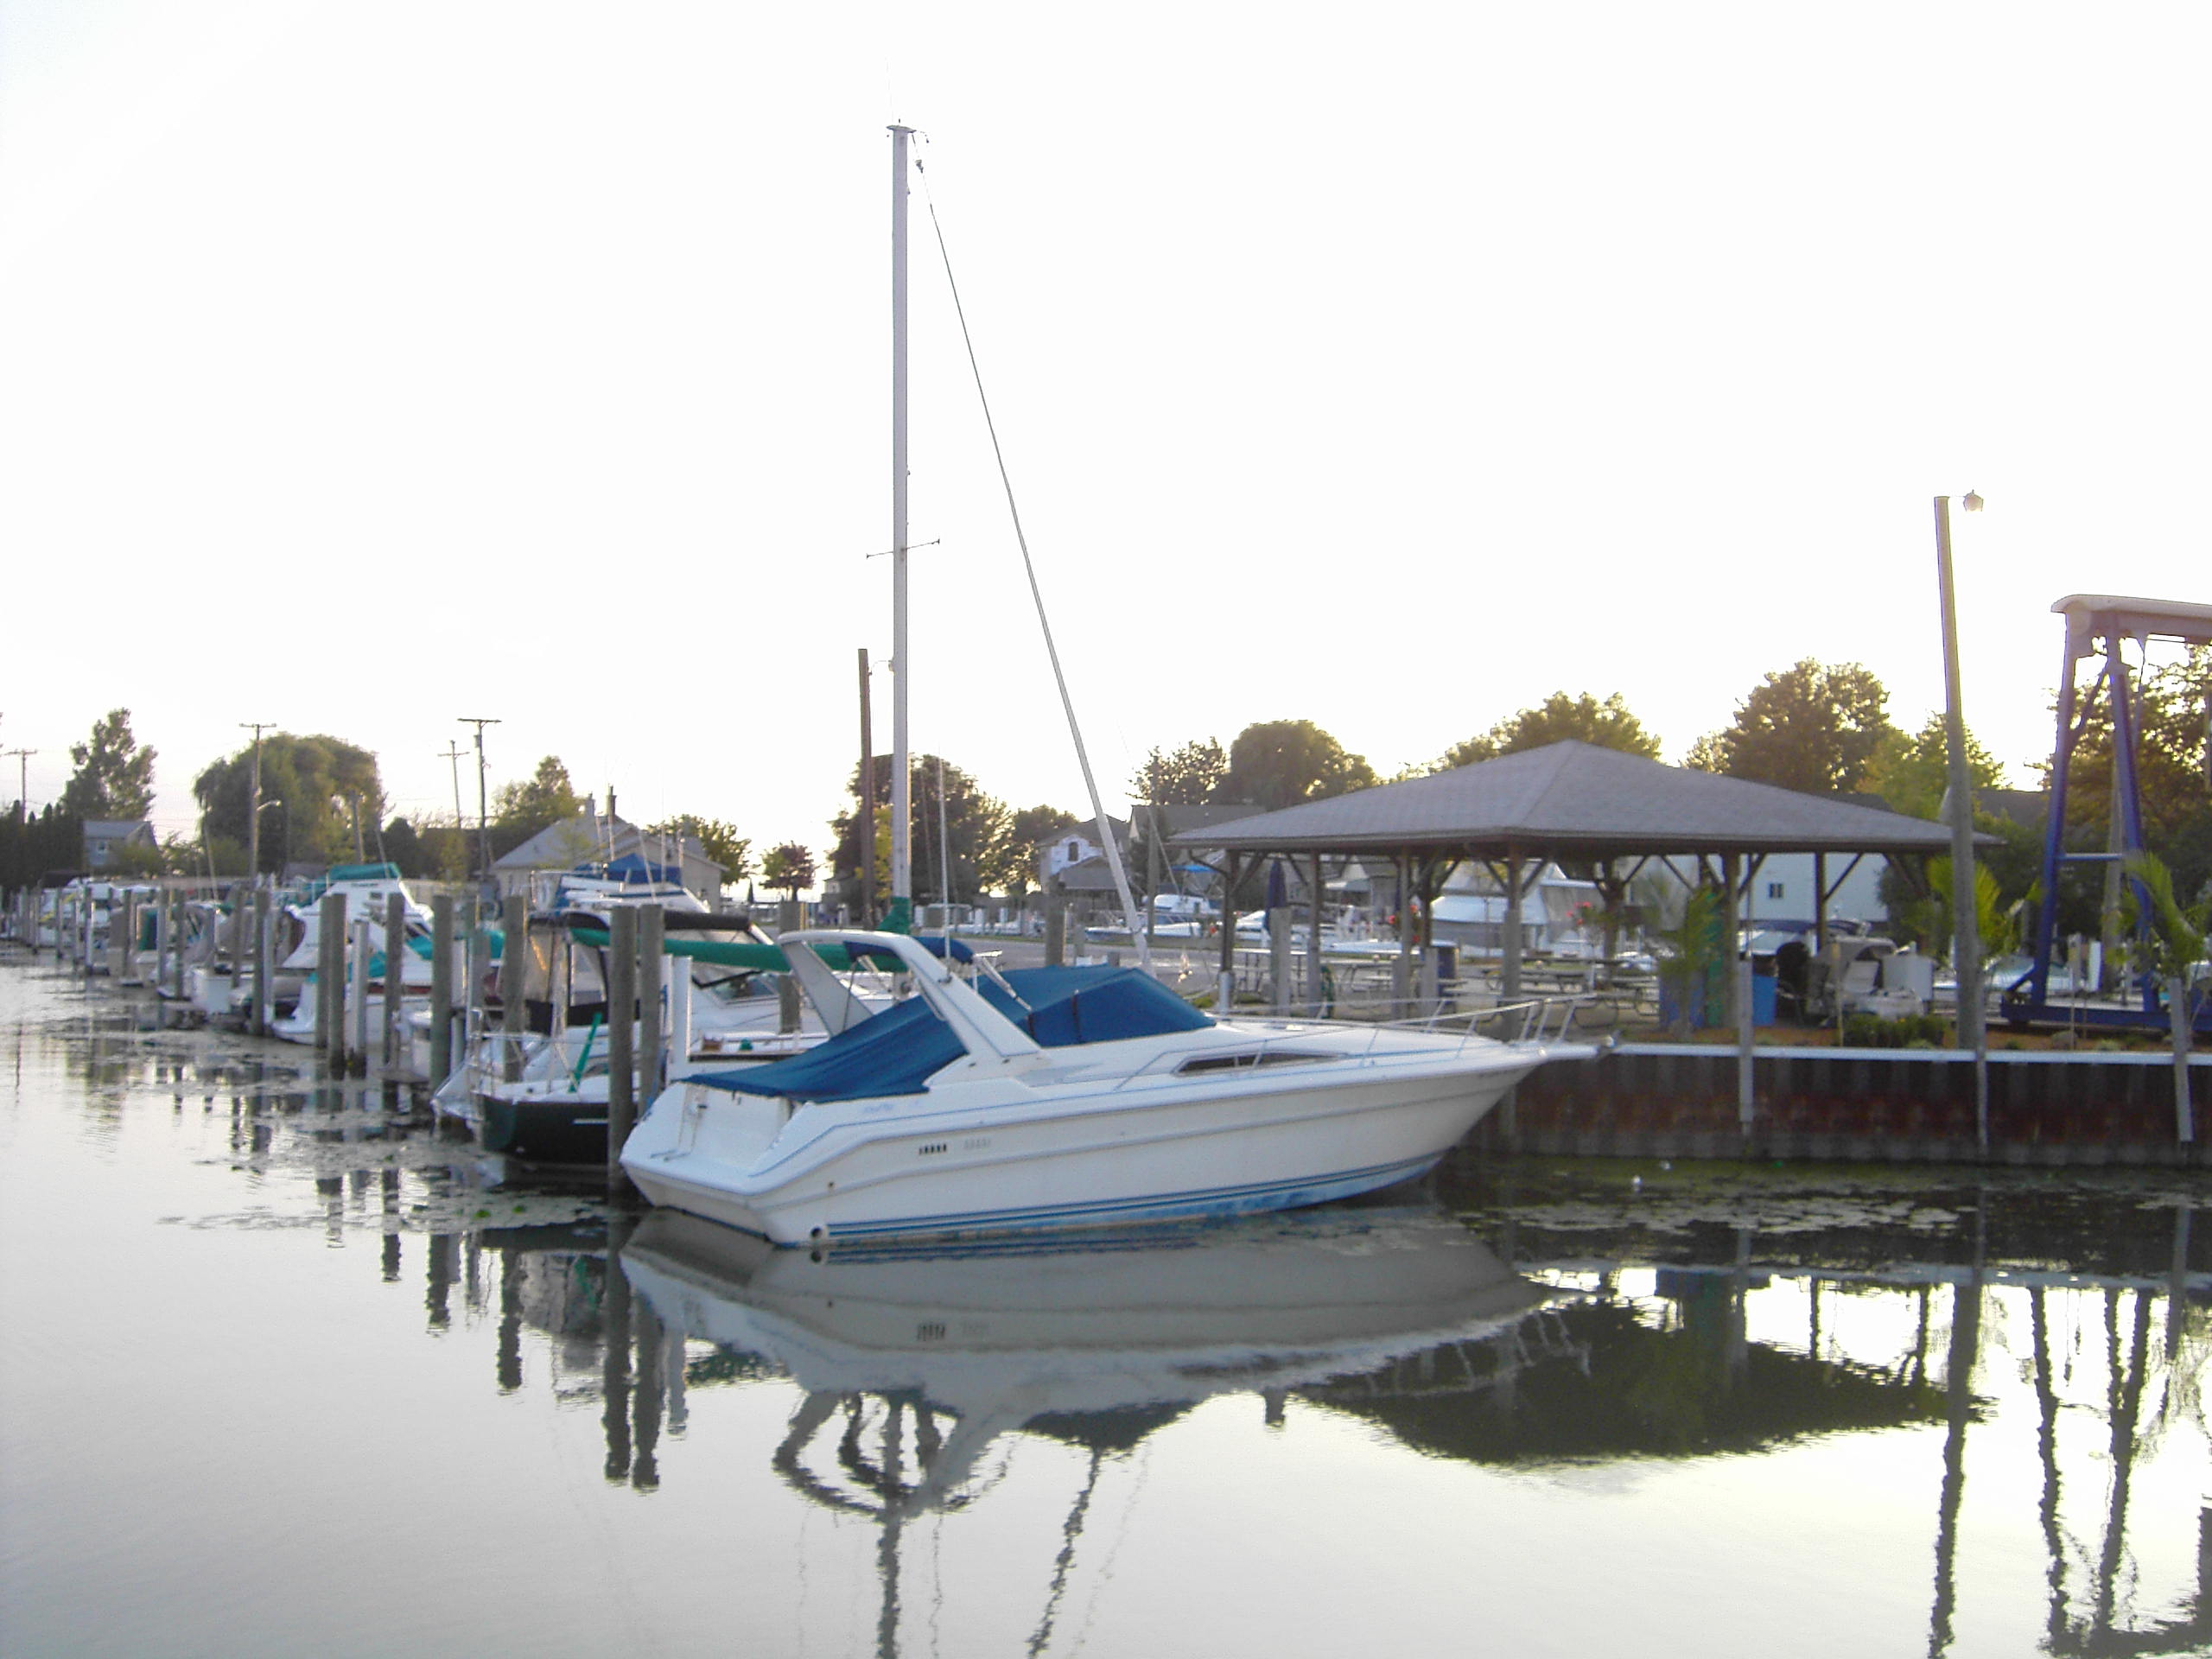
left=385, top=893, right=410, bottom=1074
left=666, top=938, right=692, bottom=1072
left=638, top=904, right=665, bottom=1104
left=429, top=892, right=456, bottom=1087
left=606, top=906, right=638, bottom=1187
left=349, top=917, right=373, bottom=1068
left=315, top=893, right=342, bottom=1061
left=1392, top=855, right=1414, bottom=1015
left=1501, top=849, right=1524, bottom=1005
left=1308, top=853, right=1326, bottom=1014
left=1045, top=882, right=1067, bottom=969
left=252, top=886, right=275, bottom=1038
left=1269, top=900, right=1291, bottom=1015
left=1217, top=854, right=1241, bottom=1015
left=777, top=899, right=802, bottom=1033
left=114, top=893, right=135, bottom=982
left=1726, top=851, right=1754, bottom=1133
left=499, top=894, right=529, bottom=1082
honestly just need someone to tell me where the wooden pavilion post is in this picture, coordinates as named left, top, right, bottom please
left=1392, top=854, right=1414, bottom=1014
left=1501, top=847, right=1523, bottom=1003
left=1726, top=851, right=1753, bottom=1133
left=1217, top=852, right=1241, bottom=1014
left=1308, top=851, right=1325, bottom=1014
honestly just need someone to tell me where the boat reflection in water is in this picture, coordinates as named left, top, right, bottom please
left=620, top=1205, right=1549, bottom=1514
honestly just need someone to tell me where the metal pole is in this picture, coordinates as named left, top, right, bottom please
left=889, top=124, right=912, bottom=908
left=1934, top=494, right=1988, bottom=1152
left=858, top=647, right=876, bottom=928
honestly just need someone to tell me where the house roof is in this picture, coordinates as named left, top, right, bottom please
left=82, top=820, right=154, bottom=839
left=1170, top=741, right=1972, bottom=861
left=493, top=810, right=724, bottom=875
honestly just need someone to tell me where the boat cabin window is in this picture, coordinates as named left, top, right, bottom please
left=1174, top=1050, right=1337, bottom=1076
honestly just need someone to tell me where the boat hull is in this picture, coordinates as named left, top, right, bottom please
left=621, top=1054, right=1539, bottom=1246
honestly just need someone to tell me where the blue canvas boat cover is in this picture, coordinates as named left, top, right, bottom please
left=690, top=995, right=965, bottom=1103
left=991, top=966, right=1212, bottom=1046
left=689, top=965, right=1211, bottom=1103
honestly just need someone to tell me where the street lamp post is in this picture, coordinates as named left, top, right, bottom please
left=1934, top=491, right=1986, bottom=1150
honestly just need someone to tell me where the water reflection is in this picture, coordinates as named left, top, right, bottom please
left=9, top=958, right=2209, bottom=1658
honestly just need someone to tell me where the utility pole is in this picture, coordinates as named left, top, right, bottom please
left=458, top=718, right=500, bottom=882
left=4, top=749, right=34, bottom=822
left=439, top=742, right=467, bottom=827
left=239, top=723, right=275, bottom=887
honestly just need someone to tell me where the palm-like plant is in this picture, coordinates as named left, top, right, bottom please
left=2122, top=852, right=2209, bottom=1144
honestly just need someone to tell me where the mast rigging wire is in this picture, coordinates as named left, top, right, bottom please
left=918, top=168, right=1153, bottom=972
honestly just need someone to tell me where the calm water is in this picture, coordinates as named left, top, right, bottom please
left=2, top=956, right=2207, bottom=1659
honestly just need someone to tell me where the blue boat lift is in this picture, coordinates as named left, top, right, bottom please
left=2005, top=593, right=2212, bottom=1034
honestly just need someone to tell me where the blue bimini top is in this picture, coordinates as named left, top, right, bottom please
left=689, top=965, right=1211, bottom=1104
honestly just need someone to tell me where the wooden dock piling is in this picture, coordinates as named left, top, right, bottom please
left=318, top=893, right=347, bottom=1066
left=384, top=893, right=409, bottom=1074
left=638, top=904, right=664, bottom=1104
left=499, top=895, right=528, bottom=1081
left=607, top=907, right=637, bottom=1187
left=251, top=887, right=274, bottom=1038
left=348, top=918, right=373, bottom=1068
left=429, top=893, right=455, bottom=1086
left=777, top=899, right=802, bottom=1033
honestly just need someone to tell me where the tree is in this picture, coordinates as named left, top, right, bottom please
left=60, top=709, right=156, bottom=820
left=1686, top=659, right=1897, bottom=795
left=1130, top=738, right=1228, bottom=804
left=649, top=816, right=751, bottom=884
left=996, top=804, right=1082, bottom=899
left=829, top=754, right=1013, bottom=906
left=2049, top=645, right=2212, bottom=899
left=1442, top=691, right=1660, bottom=770
left=1863, top=713, right=2005, bottom=823
left=494, top=756, right=582, bottom=835
left=382, top=817, right=435, bottom=880
left=1222, top=720, right=1376, bottom=812
left=762, top=842, right=817, bottom=902
left=2122, top=851, right=2209, bottom=1143
left=194, top=734, right=382, bottom=874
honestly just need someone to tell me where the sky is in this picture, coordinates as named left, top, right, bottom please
left=3, top=1, right=2208, bottom=865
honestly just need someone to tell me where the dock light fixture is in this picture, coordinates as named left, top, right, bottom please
left=1962, top=490, right=1984, bottom=512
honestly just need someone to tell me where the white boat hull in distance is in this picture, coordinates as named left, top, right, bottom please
left=620, top=930, right=1586, bottom=1248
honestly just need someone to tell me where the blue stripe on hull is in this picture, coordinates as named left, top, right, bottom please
left=809, top=1152, right=1443, bottom=1243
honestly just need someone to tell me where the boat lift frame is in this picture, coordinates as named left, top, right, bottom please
left=2003, top=593, right=2212, bottom=1034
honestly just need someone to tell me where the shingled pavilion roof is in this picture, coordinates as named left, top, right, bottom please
left=1171, top=741, right=1967, bottom=861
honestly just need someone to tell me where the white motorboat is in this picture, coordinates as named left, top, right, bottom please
left=620, top=928, right=1593, bottom=1246
left=618, top=1203, right=1548, bottom=1513
left=435, top=907, right=897, bottom=1162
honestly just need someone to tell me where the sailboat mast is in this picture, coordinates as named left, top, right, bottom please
left=888, top=124, right=913, bottom=910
